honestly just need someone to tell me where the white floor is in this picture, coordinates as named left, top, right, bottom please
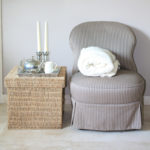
left=0, top=103, right=150, bottom=150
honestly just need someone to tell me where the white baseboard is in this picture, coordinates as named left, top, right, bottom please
left=0, top=95, right=7, bottom=103
left=0, top=94, right=150, bottom=105
left=144, top=96, right=150, bottom=105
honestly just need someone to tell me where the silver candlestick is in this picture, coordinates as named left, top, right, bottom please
left=42, top=51, right=49, bottom=62
left=36, top=51, right=42, bottom=61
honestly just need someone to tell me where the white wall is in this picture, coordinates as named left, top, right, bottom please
left=0, top=0, right=2, bottom=97
left=2, top=0, right=150, bottom=95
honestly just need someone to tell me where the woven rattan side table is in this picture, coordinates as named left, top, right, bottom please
left=5, top=66, right=66, bottom=129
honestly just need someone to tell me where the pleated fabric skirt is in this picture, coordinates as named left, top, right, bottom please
left=71, top=98, right=143, bottom=131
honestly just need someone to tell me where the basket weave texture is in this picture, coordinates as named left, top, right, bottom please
left=5, top=66, right=66, bottom=129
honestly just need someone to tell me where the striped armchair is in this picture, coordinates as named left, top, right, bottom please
left=69, top=21, right=145, bottom=131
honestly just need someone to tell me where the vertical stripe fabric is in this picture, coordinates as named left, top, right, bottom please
left=71, top=99, right=142, bottom=131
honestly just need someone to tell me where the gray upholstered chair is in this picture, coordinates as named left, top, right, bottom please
left=69, top=21, right=145, bottom=131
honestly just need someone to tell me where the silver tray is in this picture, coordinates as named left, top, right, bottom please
left=17, top=66, right=61, bottom=77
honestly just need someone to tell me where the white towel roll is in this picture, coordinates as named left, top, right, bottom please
left=77, top=47, right=120, bottom=77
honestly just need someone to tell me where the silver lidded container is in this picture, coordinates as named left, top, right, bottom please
left=19, top=56, right=43, bottom=73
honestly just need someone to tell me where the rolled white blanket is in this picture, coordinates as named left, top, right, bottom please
left=77, top=47, right=120, bottom=77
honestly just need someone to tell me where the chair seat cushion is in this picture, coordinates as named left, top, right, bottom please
left=70, top=70, right=145, bottom=104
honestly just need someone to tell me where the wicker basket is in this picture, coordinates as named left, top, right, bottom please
left=5, top=66, right=66, bottom=129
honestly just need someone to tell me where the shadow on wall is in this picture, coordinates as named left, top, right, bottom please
left=132, top=27, right=150, bottom=96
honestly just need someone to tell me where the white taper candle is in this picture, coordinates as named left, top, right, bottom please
left=37, top=21, right=41, bottom=52
left=44, top=21, right=48, bottom=52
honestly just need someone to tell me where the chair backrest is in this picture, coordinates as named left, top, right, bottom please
left=69, top=21, right=137, bottom=74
